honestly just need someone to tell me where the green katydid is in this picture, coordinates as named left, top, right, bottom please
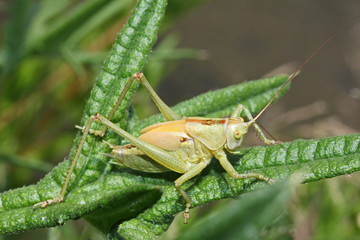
left=33, top=15, right=360, bottom=224
left=33, top=72, right=279, bottom=223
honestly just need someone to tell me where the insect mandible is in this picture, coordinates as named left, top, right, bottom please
left=33, top=14, right=360, bottom=224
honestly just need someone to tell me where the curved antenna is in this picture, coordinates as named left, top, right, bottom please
left=252, top=13, right=360, bottom=123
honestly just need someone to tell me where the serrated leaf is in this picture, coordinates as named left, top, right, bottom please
left=109, top=133, right=360, bottom=239
left=176, top=180, right=292, bottom=240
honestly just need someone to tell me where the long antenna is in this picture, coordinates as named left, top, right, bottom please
left=252, top=13, right=360, bottom=122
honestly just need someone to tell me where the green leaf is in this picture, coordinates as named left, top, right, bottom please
left=108, top=133, right=360, bottom=239
left=175, top=180, right=293, bottom=240
left=1, top=0, right=31, bottom=77
left=1, top=0, right=360, bottom=238
left=0, top=0, right=168, bottom=234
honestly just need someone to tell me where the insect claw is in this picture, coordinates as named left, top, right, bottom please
left=32, top=202, right=42, bottom=209
left=33, top=196, right=63, bottom=210
left=183, top=212, right=190, bottom=224
left=183, top=203, right=191, bottom=224
left=267, top=178, right=275, bottom=184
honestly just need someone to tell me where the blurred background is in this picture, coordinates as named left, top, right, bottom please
left=1, top=0, right=360, bottom=239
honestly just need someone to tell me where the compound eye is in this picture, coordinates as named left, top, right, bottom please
left=233, top=130, right=242, bottom=140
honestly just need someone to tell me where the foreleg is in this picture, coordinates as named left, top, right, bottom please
left=231, top=104, right=279, bottom=145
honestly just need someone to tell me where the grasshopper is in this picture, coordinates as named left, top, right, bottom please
left=33, top=72, right=280, bottom=223
left=33, top=15, right=360, bottom=224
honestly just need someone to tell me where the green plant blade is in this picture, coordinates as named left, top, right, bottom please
left=1, top=0, right=30, bottom=77
left=0, top=183, right=160, bottom=234
left=0, top=0, right=167, bottom=234
left=109, top=133, right=360, bottom=239
left=176, top=180, right=292, bottom=240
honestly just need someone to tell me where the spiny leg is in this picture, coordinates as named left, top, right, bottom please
left=134, top=72, right=181, bottom=121
left=74, top=74, right=137, bottom=137
left=174, top=160, right=210, bottom=224
left=231, top=104, right=279, bottom=145
left=34, top=73, right=181, bottom=209
left=33, top=115, right=99, bottom=209
left=214, top=150, right=274, bottom=184
left=76, top=72, right=181, bottom=136
left=34, top=83, right=160, bottom=208
left=109, top=72, right=181, bottom=123
left=34, top=110, right=186, bottom=209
